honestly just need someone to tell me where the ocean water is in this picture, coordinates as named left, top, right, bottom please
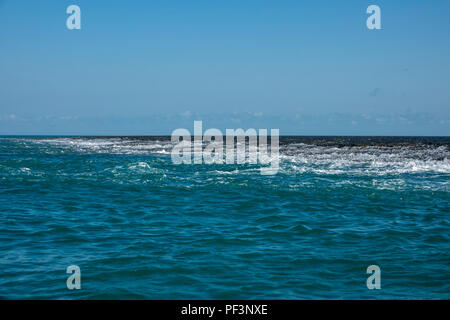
left=0, top=136, right=449, bottom=299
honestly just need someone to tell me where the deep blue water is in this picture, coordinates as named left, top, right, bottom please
left=0, top=136, right=449, bottom=299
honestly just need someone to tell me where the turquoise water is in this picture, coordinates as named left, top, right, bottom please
left=0, top=136, right=449, bottom=299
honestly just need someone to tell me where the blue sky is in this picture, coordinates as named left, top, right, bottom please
left=0, top=0, right=449, bottom=135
